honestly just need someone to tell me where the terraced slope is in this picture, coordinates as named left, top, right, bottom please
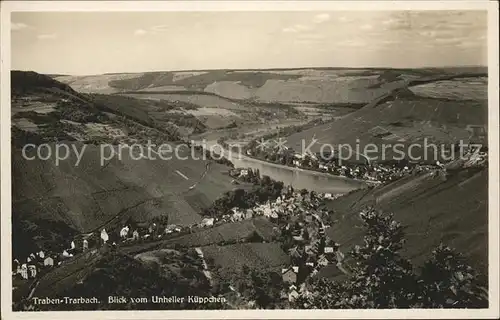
left=285, top=76, right=487, bottom=162
left=11, top=71, right=240, bottom=258
left=323, top=167, right=488, bottom=275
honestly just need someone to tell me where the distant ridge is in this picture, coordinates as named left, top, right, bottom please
left=50, top=65, right=487, bottom=77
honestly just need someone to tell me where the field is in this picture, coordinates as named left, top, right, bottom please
left=53, top=67, right=487, bottom=146
left=55, top=67, right=486, bottom=103
left=116, top=91, right=305, bottom=130
left=162, top=217, right=276, bottom=246
left=55, top=68, right=395, bottom=103
left=120, top=92, right=247, bottom=111
left=323, top=167, right=488, bottom=275
left=202, top=242, right=290, bottom=272
left=133, top=249, right=205, bottom=278
left=409, top=77, right=488, bottom=100
left=121, top=217, right=276, bottom=255
left=55, top=73, right=145, bottom=94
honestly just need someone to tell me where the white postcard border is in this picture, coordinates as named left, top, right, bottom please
left=1, top=1, right=499, bottom=319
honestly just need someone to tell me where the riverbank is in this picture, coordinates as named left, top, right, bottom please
left=193, top=141, right=368, bottom=194
left=239, top=152, right=380, bottom=186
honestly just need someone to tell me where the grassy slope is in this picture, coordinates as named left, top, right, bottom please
left=323, top=167, right=488, bottom=275
left=12, top=142, right=238, bottom=233
left=202, top=242, right=290, bottom=271
left=54, top=67, right=486, bottom=94
left=106, top=70, right=302, bottom=91
left=11, top=71, right=240, bottom=256
left=285, top=79, right=487, bottom=161
left=122, top=217, right=276, bottom=255
left=54, top=68, right=487, bottom=139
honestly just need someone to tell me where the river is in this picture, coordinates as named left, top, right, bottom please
left=197, top=140, right=367, bottom=195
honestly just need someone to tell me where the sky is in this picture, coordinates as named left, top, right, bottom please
left=11, top=11, right=487, bottom=75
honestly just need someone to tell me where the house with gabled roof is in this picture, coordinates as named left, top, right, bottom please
left=288, top=288, right=299, bottom=302
left=43, top=256, right=54, bottom=267
left=281, top=267, right=297, bottom=284
left=318, top=254, right=329, bottom=266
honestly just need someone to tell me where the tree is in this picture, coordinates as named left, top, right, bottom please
left=309, top=191, right=317, bottom=201
left=226, top=265, right=285, bottom=309
left=151, top=215, right=169, bottom=228
left=419, top=244, right=488, bottom=308
left=293, top=209, right=487, bottom=309
left=339, top=209, right=419, bottom=308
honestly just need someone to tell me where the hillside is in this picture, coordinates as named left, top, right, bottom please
left=285, top=74, right=487, bottom=162
left=53, top=67, right=486, bottom=103
left=55, top=68, right=402, bottom=104
left=11, top=71, right=241, bottom=258
left=10, top=68, right=490, bottom=310
left=121, top=217, right=277, bottom=255
left=18, top=247, right=219, bottom=311
left=53, top=67, right=487, bottom=142
left=12, top=71, right=86, bottom=98
left=322, top=167, right=488, bottom=276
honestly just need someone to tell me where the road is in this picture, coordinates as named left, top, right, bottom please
left=175, top=170, right=189, bottom=180
left=187, top=163, right=210, bottom=191
left=195, top=247, right=213, bottom=286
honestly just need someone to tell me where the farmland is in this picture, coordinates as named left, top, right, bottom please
left=116, top=91, right=306, bottom=130
left=123, top=217, right=277, bottom=255
left=55, top=73, right=145, bottom=94
left=11, top=66, right=491, bottom=310
left=13, top=141, right=242, bottom=233
left=284, top=75, right=487, bottom=161
left=53, top=67, right=487, bottom=147
left=409, top=76, right=488, bottom=100
left=54, top=67, right=485, bottom=103
left=11, top=72, right=246, bottom=258
left=120, top=92, right=247, bottom=111
left=203, top=242, right=290, bottom=272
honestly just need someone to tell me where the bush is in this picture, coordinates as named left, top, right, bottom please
left=293, top=209, right=488, bottom=309
left=419, top=244, right=488, bottom=308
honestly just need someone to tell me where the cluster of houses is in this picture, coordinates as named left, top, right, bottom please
left=12, top=239, right=90, bottom=281
left=274, top=198, right=343, bottom=302
left=12, top=216, right=222, bottom=282
left=12, top=251, right=53, bottom=280
left=98, top=223, right=183, bottom=246
left=70, top=219, right=215, bottom=251
left=461, top=145, right=488, bottom=168
left=197, top=183, right=345, bottom=303
left=215, top=185, right=338, bottom=226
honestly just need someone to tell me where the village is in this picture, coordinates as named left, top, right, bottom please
left=11, top=141, right=488, bottom=305
left=11, top=164, right=346, bottom=304
left=244, top=139, right=488, bottom=185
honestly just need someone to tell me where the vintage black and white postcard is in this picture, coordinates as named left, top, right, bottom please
left=1, top=1, right=499, bottom=319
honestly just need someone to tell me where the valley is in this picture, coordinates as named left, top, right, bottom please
left=10, top=66, right=489, bottom=310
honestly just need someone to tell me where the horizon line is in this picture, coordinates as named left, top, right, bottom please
left=11, top=64, right=489, bottom=77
